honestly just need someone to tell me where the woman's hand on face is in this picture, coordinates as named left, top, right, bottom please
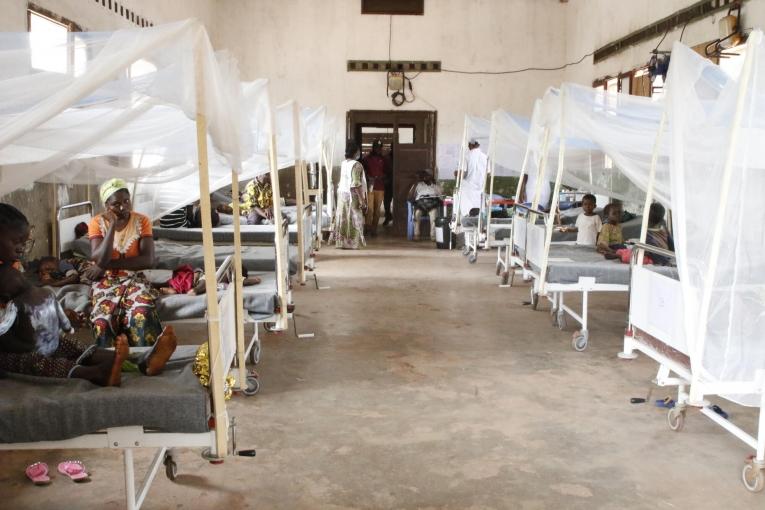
left=103, top=210, right=119, bottom=225
left=83, top=264, right=104, bottom=281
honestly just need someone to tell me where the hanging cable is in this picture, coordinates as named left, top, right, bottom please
left=679, top=19, right=690, bottom=42
left=652, top=24, right=672, bottom=52
left=441, top=51, right=594, bottom=75
left=388, top=15, right=392, bottom=64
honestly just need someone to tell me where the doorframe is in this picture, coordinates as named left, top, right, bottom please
left=346, top=110, right=437, bottom=236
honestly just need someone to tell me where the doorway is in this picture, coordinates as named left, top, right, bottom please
left=347, top=110, right=437, bottom=236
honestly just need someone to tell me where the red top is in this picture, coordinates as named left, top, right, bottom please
left=362, top=154, right=387, bottom=191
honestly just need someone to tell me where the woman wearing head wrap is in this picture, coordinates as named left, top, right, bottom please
left=84, top=179, right=174, bottom=349
left=330, top=140, right=367, bottom=249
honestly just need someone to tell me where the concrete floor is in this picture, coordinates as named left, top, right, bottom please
left=0, top=236, right=761, bottom=509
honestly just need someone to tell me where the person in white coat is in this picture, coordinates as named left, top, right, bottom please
left=458, top=139, right=488, bottom=218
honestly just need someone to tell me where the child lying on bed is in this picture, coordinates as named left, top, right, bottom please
left=156, top=264, right=262, bottom=296
left=37, top=256, right=81, bottom=287
left=0, top=203, right=177, bottom=386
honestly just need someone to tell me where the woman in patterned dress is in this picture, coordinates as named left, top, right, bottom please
left=330, top=140, right=368, bottom=249
left=85, top=179, right=168, bottom=348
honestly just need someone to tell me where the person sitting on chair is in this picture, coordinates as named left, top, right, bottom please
left=408, top=169, right=442, bottom=241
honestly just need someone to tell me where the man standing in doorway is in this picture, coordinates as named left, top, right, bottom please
left=362, top=139, right=386, bottom=236
left=382, top=146, right=394, bottom=226
left=459, top=138, right=488, bottom=218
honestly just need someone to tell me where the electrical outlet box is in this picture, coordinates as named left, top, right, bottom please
left=388, top=72, right=404, bottom=91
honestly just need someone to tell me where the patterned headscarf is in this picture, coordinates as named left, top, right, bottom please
left=100, top=178, right=128, bottom=204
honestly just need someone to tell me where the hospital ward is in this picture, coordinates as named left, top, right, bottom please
left=1, top=0, right=765, bottom=508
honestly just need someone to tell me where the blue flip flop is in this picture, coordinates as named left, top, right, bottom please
left=711, top=404, right=729, bottom=419
left=655, top=397, right=675, bottom=409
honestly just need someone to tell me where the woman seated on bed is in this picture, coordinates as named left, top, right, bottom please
left=217, top=173, right=274, bottom=225
left=85, top=179, right=177, bottom=349
left=0, top=203, right=175, bottom=385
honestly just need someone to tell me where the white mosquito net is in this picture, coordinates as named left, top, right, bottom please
left=526, top=85, right=669, bottom=212
left=666, top=31, right=765, bottom=406
left=301, top=105, right=326, bottom=165
left=0, top=20, right=249, bottom=219
left=488, top=109, right=529, bottom=178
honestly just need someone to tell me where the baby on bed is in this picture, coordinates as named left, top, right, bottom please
left=0, top=203, right=175, bottom=386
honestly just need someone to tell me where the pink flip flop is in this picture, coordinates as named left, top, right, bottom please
left=57, top=460, right=90, bottom=483
left=25, top=462, right=51, bottom=486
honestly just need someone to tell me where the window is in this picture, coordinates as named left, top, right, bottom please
left=28, top=5, right=82, bottom=74
left=29, top=10, right=68, bottom=73
left=398, top=126, right=414, bottom=144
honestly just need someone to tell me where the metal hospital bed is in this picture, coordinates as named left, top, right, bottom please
left=55, top=201, right=294, bottom=385
left=0, top=271, right=251, bottom=510
left=508, top=204, right=678, bottom=351
left=619, top=243, right=765, bottom=492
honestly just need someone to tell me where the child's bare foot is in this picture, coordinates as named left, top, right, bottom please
left=243, top=276, right=261, bottom=286
left=107, top=335, right=129, bottom=386
left=160, top=287, right=177, bottom=295
left=145, top=326, right=178, bottom=376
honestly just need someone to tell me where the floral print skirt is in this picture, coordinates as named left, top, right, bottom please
left=91, top=270, right=162, bottom=347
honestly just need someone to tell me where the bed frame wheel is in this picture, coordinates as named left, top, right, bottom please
left=501, top=271, right=510, bottom=286
left=667, top=407, right=686, bottom=432
left=243, top=375, right=260, bottom=396
left=467, top=253, right=477, bottom=264
left=530, top=288, right=539, bottom=310
left=248, top=341, right=261, bottom=365
left=572, top=330, right=588, bottom=351
left=164, top=454, right=178, bottom=481
left=742, top=461, right=765, bottom=492
left=462, top=246, right=470, bottom=256
left=495, top=262, right=502, bottom=276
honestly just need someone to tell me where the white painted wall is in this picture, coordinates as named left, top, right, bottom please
left=212, top=0, right=568, bottom=172
left=564, top=0, right=765, bottom=86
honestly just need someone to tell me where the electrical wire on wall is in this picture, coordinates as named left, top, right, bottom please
left=440, top=51, right=595, bottom=75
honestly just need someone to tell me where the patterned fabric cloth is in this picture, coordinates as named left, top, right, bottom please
left=87, top=211, right=153, bottom=260
left=0, top=335, right=92, bottom=378
left=331, top=160, right=366, bottom=249
left=236, top=179, right=273, bottom=214
left=91, top=270, right=162, bottom=348
left=414, top=197, right=441, bottom=213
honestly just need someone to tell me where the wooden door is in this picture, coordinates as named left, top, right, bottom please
left=347, top=110, right=437, bottom=236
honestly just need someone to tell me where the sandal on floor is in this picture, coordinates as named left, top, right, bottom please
left=25, top=462, right=51, bottom=486
left=711, top=404, right=729, bottom=419
left=655, top=397, right=675, bottom=409
left=58, top=460, right=90, bottom=483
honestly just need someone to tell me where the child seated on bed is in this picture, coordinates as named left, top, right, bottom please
left=645, top=202, right=675, bottom=266
left=597, top=203, right=625, bottom=257
left=561, top=194, right=601, bottom=246
left=0, top=203, right=176, bottom=386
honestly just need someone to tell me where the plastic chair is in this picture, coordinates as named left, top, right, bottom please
left=407, top=201, right=431, bottom=240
